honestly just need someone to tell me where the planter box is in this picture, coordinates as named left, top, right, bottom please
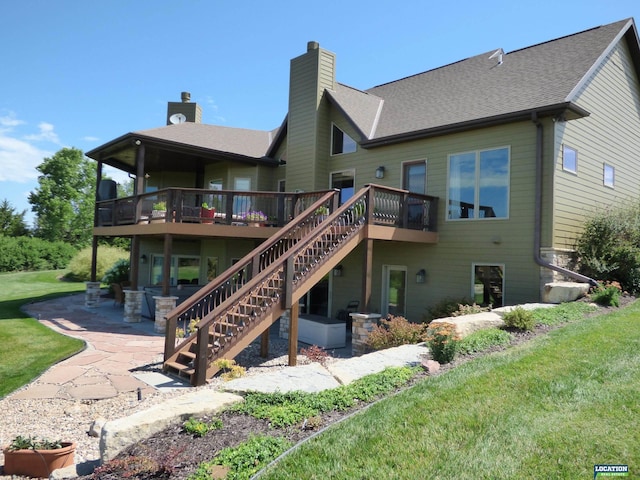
left=3, top=442, right=76, bottom=478
left=201, top=207, right=215, bottom=224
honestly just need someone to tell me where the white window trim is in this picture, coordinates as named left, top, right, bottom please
left=446, top=145, right=511, bottom=221
left=471, top=262, right=505, bottom=307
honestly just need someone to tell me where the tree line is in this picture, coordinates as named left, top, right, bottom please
left=1, top=147, right=128, bottom=273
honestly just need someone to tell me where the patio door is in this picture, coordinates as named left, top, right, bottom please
left=331, top=170, right=355, bottom=205
left=403, top=160, right=427, bottom=227
left=381, top=265, right=406, bottom=317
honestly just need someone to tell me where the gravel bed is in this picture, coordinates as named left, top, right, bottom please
left=0, top=338, right=299, bottom=479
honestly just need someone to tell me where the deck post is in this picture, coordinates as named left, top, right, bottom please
left=288, top=302, right=299, bottom=366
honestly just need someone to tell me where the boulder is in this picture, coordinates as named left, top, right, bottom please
left=430, top=312, right=504, bottom=339
left=542, top=282, right=590, bottom=304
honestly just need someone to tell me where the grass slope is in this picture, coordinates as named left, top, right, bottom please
left=260, top=301, right=640, bottom=479
left=0, top=270, right=86, bottom=397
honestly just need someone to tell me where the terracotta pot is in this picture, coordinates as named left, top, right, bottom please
left=201, top=207, right=215, bottom=224
left=2, top=442, right=76, bottom=478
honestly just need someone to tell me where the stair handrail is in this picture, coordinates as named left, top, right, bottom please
left=164, top=189, right=340, bottom=357
left=187, top=187, right=370, bottom=384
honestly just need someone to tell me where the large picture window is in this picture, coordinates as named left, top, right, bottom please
left=448, top=147, right=509, bottom=220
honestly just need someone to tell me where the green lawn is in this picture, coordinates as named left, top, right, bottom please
left=0, top=270, right=86, bottom=398
left=260, top=301, right=640, bottom=480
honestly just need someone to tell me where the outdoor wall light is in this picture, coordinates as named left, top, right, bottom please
left=333, top=264, right=344, bottom=277
left=140, top=254, right=148, bottom=264
left=375, top=166, right=386, bottom=179
left=416, top=268, right=426, bottom=284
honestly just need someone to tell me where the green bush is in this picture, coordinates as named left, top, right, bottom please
left=590, top=282, right=622, bottom=307
left=452, top=302, right=491, bottom=317
left=456, top=328, right=512, bottom=355
left=66, top=246, right=128, bottom=282
left=101, top=258, right=130, bottom=285
left=0, top=236, right=76, bottom=272
left=365, top=315, right=427, bottom=351
left=183, top=417, right=223, bottom=437
left=425, top=322, right=460, bottom=363
left=503, top=306, right=536, bottom=331
left=575, top=202, right=640, bottom=293
left=424, top=297, right=473, bottom=321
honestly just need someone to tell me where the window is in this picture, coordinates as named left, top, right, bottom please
left=448, top=147, right=509, bottom=220
left=473, top=264, right=504, bottom=307
left=331, top=170, right=355, bottom=204
left=403, top=161, right=427, bottom=226
left=562, top=145, right=577, bottom=173
left=151, top=255, right=200, bottom=286
left=604, top=163, right=615, bottom=188
left=331, top=125, right=357, bottom=155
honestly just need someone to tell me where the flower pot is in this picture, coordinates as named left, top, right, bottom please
left=3, top=442, right=76, bottom=478
left=201, top=207, right=215, bottom=224
left=247, top=221, right=265, bottom=227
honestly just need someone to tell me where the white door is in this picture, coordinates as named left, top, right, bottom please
left=381, top=265, right=407, bottom=316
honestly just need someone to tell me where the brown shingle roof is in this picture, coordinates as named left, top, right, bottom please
left=330, top=18, right=636, bottom=145
left=135, top=122, right=275, bottom=158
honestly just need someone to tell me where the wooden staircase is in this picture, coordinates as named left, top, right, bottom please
left=163, top=188, right=369, bottom=386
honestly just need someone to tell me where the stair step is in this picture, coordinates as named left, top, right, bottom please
left=165, top=361, right=195, bottom=376
left=178, top=351, right=196, bottom=360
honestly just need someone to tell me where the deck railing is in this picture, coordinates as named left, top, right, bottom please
left=95, top=185, right=438, bottom=231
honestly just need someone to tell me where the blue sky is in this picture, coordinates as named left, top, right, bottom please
left=1, top=0, right=638, bottom=226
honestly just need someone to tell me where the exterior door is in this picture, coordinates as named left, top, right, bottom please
left=403, top=161, right=427, bottom=227
left=382, top=265, right=407, bottom=316
left=331, top=170, right=355, bottom=204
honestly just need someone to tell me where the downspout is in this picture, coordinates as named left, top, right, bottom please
left=532, top=113, right=598, bottom=287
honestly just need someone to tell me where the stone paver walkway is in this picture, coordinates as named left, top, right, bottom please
left=17, top=294, right=165, bottom=400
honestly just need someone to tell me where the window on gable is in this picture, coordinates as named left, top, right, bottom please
left=562, top=145, right=577, bottom=173
left=603, top=163, right=615, bottom=188
left=331, top=125, right=357, bottom=155
left=447, top=147, right=509, bottom=220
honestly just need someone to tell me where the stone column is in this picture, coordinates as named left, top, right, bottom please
left=279, top=309, right=290, bottom=339
left=123, top=290, right=145, bottom=323
left=350, top=313, right=381, bottom=355
left=153, top=296, right=178, bottom=333
left=85, top=281, right=102, bottom=308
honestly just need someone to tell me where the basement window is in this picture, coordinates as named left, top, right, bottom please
left=331, top=125, right=357, bottom=155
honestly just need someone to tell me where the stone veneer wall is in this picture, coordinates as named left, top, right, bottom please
left=85, top=282, right=102, bottom=308
left=539, top=247, right=577, bottom=292
left=153, top=296, right=178, bottom=333
left=350, top=313, right=381, bottom=355
left=124, top=290, right=145, bottom=323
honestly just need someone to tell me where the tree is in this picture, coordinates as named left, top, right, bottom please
left=28, top=147, right=96, bottom=247
left=0, top=199, right=30, bottom=237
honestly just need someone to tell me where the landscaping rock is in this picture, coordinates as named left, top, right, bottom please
left=88, top=418, right=106, bottom=438
left=99, top=390, right=242, bottom=462
left=422, top=359, right=440, bottom=374
left=542, top=282, right=590, bottom=303
left=430, top=312, right=504, bottom=339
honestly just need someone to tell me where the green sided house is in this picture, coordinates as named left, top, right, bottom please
left=87, top=18, right=640, bottom=385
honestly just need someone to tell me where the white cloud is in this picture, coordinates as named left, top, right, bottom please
left=0, top=113, right=55, bottom=182
left=83, top=135, right=100, bottom=142
left=24, top=122, right=61, bottom=144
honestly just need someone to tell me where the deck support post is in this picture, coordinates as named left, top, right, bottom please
left=288, top=302, right=299, bottom=366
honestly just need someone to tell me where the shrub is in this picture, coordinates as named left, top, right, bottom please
left=213, top=358, right=246, bottom=381
left=503, top=306, right=536, bottom=331
left=0, top=236, right=76, bottom=272
left=65, top=246, right=128, bottom=282
left=424, top=297, right=473, bottom=321
left=452, top=302, right=491, bottom=317
left=300, top=345, right=329, bottom=366
left=575, top=202, right=640, bottom=293
left=101, top=258, right=130, bottom=285
left=425, top=322, right=460, bottom=363
left=590, top=282, right=622, bottom=307
left=365, top=315, right=427, bottom=351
